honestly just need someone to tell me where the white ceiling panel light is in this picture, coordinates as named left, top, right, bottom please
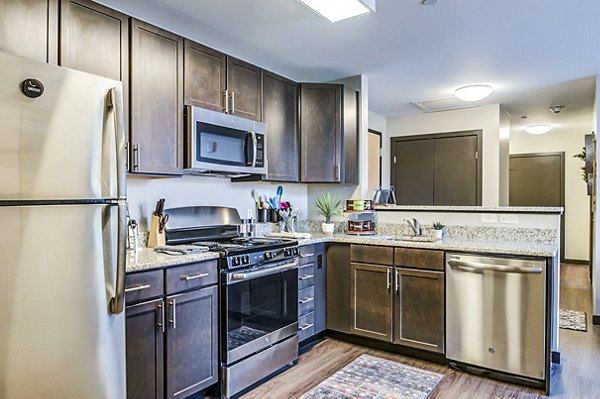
left=298, top=0, right=376, bottom=23
left=525, top=124, right=553, bottom=135
left=454, top=84, right=493, bottom=102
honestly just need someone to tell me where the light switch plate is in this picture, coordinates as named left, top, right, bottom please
left=500, top=215, right=519, bottom=224
left=481, top=214, right=498, bottom=223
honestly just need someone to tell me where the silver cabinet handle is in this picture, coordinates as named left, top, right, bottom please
left=157, top=303, right=166, bottom=334
left=124, top=284, right=150, bottom=293
left=124, top=142, right=129, bottom=172
left=395, top=270, right=399, bottom=292
left=335, top=163, right=341, bottom=181
left=448, top=260, right=543, bottom=274
left=223, top=89, right=229, bottom=113
left=300, top=253, right=314, bottom=258
left=168, top=299, right=177, bottom=329
left=299, top=274, right=314, bottom=281
left=132, top=144, right=140, bottom=171
left=299, top=297, right=314, bottom=304
left=230, top=91, right=235, bottom=114
left=109, top=202, right=127, bottom=315
left=299, top=323, right=314, bottom=331
left=183, top=273, right=209, bottom=281
left=386, top=267, right=391, bottom=290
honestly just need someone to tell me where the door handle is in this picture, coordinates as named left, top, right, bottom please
left=108, top=87, right=126, bottom=200
left=157, top=303, right=166, bottom=334
left=183, top=273, right=209, bottom=281
left=223, top=89, right=229, bottom=113
left=124, top=284, right=150, bottom=293
left=168, top=299, right=177, bottom=329
left=386, top=268, right=391, bottom=290
left=109, top=202, right=127, bottom=315
left=230, top=91, right=235, bottom=114
left=448, top=260, right=543, bottom=274
left=395, top=270, right=399, bottom=292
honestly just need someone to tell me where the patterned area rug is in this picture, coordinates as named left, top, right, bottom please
left=300, top=354, right=444, bottom=399
left=559, top=309, right=588, bottom=332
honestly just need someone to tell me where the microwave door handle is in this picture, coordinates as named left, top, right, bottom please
left=252, top=132, right=258, bottom=167
left=245, top=132, right=255, bottom=166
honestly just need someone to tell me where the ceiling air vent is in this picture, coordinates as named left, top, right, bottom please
left=411, top=96, right=480, bottom=113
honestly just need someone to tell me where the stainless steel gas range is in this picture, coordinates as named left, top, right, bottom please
left=164, top=206, right=299, bottom=398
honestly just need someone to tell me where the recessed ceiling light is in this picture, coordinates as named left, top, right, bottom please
left=454, top=84, right=493, bottom=102
left=298, top=0, right=375, bottom=23
left=525, top=124, right=553, bottom=135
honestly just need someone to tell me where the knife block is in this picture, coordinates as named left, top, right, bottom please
left=147, top=215, right=166, bottom=248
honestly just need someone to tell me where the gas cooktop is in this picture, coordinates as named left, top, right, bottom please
left=189, top=236, right=297, bottom=256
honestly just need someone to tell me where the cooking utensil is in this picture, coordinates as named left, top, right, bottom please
left=276, top=186, right=283, bottom=207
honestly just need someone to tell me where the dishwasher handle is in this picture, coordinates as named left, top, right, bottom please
left=448, top=259, right=543, bottom=274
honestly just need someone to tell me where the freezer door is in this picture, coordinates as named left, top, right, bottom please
left=0, top=203, right=126, bottom=399
left=0, top=51, right=126, bottom=201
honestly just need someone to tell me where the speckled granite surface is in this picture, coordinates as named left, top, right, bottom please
left=126, top=247, right=220, bottom=273
left=374, top=205, right=564, bottom=214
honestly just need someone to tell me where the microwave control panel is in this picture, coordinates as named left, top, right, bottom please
left=255, top=134, right=265, bottom=167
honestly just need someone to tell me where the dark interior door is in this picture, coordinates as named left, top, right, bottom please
left=393, top=139, right=434, bottom=205
left=433, top=135, right=479, bottom=205
left=509, top=152, right=565, bottom=260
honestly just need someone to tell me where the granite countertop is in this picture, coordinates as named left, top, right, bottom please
left=374, top=205, right=564, bottom=214
left=126, top=247, right=220, bottom=273
left=296, top=233, right=558, bottom=257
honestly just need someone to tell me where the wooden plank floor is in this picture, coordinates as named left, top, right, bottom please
left=242, top=263, right=600, bottom=398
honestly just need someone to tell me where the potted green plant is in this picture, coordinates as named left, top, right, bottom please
left=433, top=221, right=445, bottom=240
left=314, top=192, right=343, bottom=234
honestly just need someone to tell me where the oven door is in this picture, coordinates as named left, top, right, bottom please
left=223, top=259, right=298, bottom=365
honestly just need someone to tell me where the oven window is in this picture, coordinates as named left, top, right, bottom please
left=226, top=269, right=298, bottom=352
left=197, top=122, right=246, bottom=165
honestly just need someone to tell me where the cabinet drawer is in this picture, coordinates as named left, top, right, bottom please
left=351, top=245, right=393, bottom=265
left=394, top=248, right=444, bottom=271
left=298, top=311, right=315, bottom=341
left=298, top=286, right=315, bottom=316
left=298, top=264, right=315, bottom=289
left=166, top=260, right=218, bottom=294
left=125, top=269, right=164, bottom=305
left=299, top=245, right=315, bottom=265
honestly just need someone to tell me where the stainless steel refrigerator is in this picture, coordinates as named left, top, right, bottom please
left=0, top=51, right=127, bottom=398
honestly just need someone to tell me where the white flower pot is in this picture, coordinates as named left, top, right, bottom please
left=433, top=229, right=444, bottom=240
left=322, top=223, right=335, bottom=235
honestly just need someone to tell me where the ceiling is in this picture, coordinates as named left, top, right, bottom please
left=99, top=0, right=600, bottom=135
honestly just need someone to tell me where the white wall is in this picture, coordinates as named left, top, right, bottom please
left=369, top=111, right=389, bottom=188
left=510, top=131, right=590, bottom=261
left=387, top=104, right=504, bottom=206
left=593, top=75, right=600, bottom=316
left=127, top=177, right=308, bottom=230
left=498, top=107, right=511, bottom=206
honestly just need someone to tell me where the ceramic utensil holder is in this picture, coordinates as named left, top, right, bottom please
left=147, top=215, right=166, bottom=248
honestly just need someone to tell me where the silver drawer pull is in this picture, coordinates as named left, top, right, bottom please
left=183, top=273, right=209, bottom=281
left=299, top=323, right=314, bottom=331
left=298, top=274, right=314, bottom=280
left=299, top=297, right=314, bottom=304
left=300, top=253, right=315, bottom=258
left=124, top=284, right=150, bottom=293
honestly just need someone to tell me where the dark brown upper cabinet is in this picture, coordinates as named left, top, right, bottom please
left=130, top=19, right=183, bottom=175
left=184, top=40, right=262, bottom=121
left=262, top=71, right=299, bottom=182
left=0, top=0, right=58, bottom=63
left=300, top=83, right=358, bottom=184
left=60, top=0, right=129, bottom=138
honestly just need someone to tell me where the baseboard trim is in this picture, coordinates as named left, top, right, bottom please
left=562, top=259, right=589, bottom=265
left=593, top=315, right=600, bottom=326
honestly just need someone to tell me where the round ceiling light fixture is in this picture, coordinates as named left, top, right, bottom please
left=454, top=84, right=493, bottom=102
left=525, top=124, right=553, bottom=135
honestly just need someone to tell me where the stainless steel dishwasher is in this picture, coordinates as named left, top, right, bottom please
left=446, top=253, right=546, bottom=381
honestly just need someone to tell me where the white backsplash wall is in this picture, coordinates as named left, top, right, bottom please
left=127, top=176, right=308, bottom=231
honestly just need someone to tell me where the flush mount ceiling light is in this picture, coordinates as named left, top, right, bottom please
left=525, top=124, right=553, bottom=135
left=298, top=0, right=376, bottom=23
left=454, top=84, right=493, bottom=102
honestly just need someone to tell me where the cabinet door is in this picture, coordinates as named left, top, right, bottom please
left=350, top=263, right=392, bottom=341
left=263, top=71, right=299, bottom=182
left=433, top=135, right=479, bottom=205
left=165, top=286, right=218, bottom=398
left=326, top=244, right=351, bottom=333
left=130, top=19, right=183, bottom=175
left=183, top=40, right=226, bottom=112
left=126, top=299, right=164, bottom=399
left=300, top=83, right=342, bottom=183
left=313, top=244, right=327, bottom=334
left=393, top=268, right=444, bottom=353
left=392, top=138, right=434, bottom=205
left=226, top=56, right=262, bottom=121
left=0, top=0, right=58, bottom=63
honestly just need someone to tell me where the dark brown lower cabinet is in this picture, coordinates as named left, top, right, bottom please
left=126, top=299, right=164, bottom=399
left=350, top=262, right=393, bottom=341
left=165, top=286, right=218, bottom=399
left=393, top=268, right=445, bottom=353
left=326, top=244, right=351, bottom=334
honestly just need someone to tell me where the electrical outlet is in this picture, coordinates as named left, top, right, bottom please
left=500, top=215, right=519, bottom=224
left=481, top=214, right=498, bottom=223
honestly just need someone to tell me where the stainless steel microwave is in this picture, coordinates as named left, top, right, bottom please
left=185, top=106, right=266, bottom=176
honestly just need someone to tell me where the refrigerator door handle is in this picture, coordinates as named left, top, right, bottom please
left=108, top=87, right=126, bottom=200
left=109, top=202, right=127, bottom=314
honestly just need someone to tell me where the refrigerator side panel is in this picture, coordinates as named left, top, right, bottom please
left=0, top=204, right=125, bottom=399
left=0, top=51, right=124, bottom=201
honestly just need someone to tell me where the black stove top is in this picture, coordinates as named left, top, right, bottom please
left=189, top=237, right=293, bottom=255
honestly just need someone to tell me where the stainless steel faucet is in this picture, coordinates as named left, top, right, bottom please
left=405, top=218, right=422, bottom=236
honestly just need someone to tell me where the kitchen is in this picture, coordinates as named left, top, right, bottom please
left=0, top=0, right=599, bottom=398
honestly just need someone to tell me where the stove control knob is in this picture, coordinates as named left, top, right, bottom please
left=292, top=247, right=299, bottom=256
left=283, top=248, right=290, bottom=256
left=264, top=252, right=272, bottom=260
left=242, top=255, right=250, bottom=265
left=232, top=257, right=240, bottom=266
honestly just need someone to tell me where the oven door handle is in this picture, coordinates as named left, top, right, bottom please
left=227, top=260, right=299, bottom=284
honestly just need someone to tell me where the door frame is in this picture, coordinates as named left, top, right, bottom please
left=368, top=129, right=383, bottom=189
left=509, top=152, right=566, bottom=262
left=390, top=130, right=483, bottom=205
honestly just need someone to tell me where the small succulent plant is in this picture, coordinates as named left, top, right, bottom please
left=433, top=221, right=445, bottom=230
